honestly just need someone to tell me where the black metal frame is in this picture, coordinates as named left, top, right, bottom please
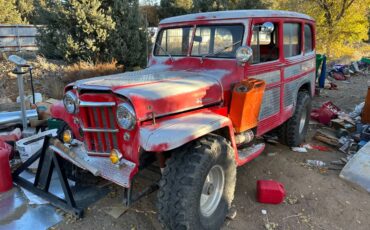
left=12, top=136, right=84, bottom=218
left=122, top=165, right=161, bottom=207
left=13, top=134, right=162, bottom=217
left=123, top=178, right=159, bottom=207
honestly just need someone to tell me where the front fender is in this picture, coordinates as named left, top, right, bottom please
left=50, top=101, right=81, bottom=139
left=140, top=112, right=233, bottom=152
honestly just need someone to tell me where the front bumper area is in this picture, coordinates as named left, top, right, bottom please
left=50, top=138, right=136, bottom=188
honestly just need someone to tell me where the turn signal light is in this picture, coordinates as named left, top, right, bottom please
left=110, top=149, right=122, bottom=164
left=62, top=130, right=73, bottom=143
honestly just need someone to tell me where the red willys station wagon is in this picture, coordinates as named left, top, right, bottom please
left=50, top=9, right=316, bottom=229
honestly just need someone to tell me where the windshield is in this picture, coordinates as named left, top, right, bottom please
left=154, top=24, right=244, bottom=59
left=154, top=27, right=193, bottom=56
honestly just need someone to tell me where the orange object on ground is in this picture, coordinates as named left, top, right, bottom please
left=229, top=78, right=266, bottom=133
left=362, top=85, right=370, bottom=124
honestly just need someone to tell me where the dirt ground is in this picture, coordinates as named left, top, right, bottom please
left=49, top=74, right=370, bottom=230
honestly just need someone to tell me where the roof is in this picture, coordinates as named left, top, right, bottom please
left=160, top=10, right=314, bottom=24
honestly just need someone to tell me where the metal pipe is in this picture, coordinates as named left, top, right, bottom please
left=8, top=55, right=29, bottom=130
left=16, top=65, right=28, bottom=129
left=235, top=130, right=255, bottom=145
left=0, top=110, right=38, bottom=125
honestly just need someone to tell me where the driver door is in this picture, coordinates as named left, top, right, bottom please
left=244, top=18, right=284, bottom=135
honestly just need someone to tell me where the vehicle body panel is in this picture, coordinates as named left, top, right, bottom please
left=140, top=110, right=232, bottom=152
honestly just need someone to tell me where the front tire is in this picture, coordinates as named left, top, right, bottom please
left=279, top=91, right=311, bottom=147
left=157, top=134, right=236, bottom=230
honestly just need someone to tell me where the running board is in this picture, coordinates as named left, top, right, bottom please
left=237, top=143, right=265, bottom=166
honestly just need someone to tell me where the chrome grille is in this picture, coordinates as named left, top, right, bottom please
left=79, top=102, right=118, bottom=156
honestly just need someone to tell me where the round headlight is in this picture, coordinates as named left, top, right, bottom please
left=116, top=103, right=136, bottom=130
left=63, top=91, right=78, bottom=114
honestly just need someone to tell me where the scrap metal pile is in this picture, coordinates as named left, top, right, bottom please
left=0, top=55, right=59, bottom=186
left=317, top=56, right=370, bottom=90
left=307, top=57, right=370, bottom=192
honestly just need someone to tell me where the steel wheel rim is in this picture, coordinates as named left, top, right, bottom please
left=200, top=165, right=225, bottom=217
left=299, top=107, right=307, bottom=134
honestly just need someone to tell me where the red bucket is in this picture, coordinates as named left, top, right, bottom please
left=257, top=180, right=286, bottom=204
left=0, top=140, right=13, bottom=192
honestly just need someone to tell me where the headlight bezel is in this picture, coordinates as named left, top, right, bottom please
left=63, top=91, right=78, bottom=114
left=116, top=103, right=136, bottom=130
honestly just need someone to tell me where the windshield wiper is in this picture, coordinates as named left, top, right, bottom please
left=200, top=40, right=242, bottom=64
left=155, top=42, right=174, bottom=62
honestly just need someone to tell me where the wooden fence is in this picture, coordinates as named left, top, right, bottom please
left=0, top=24, right=38, bottom=52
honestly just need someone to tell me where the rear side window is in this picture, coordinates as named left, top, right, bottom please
left=304, top=24, right=313, bottom=53
left=283, top=23, right=301, bottom=58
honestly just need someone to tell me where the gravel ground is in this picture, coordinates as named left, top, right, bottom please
left=52, top=73, right=370, bottom=230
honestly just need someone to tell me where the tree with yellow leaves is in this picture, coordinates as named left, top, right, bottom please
left=0, top=0, right=23, bottom=24
left=271, top=0, right=369, bottom=59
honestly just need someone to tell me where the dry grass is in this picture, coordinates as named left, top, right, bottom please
left=0, top=54, right=124, bottom=101
left=62, top=61, right=122, bottom=83
left=43, top=59, right=123, bottom=99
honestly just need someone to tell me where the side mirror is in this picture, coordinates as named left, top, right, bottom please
left=236, top=46, right=253, bottom=65
left=261, top=22, right=274, bottom=33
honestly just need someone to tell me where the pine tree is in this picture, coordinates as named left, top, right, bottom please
left=161, top=0, right=268, bottom=16
left=159, top=0, right=188, bottom=18
left=109, top=0, right=147, bottom=68
left=35, top=0, right=115, bottom=63
left=236, top=0, right=269, bottom=9
left=16, top=0, right=36, bottom=23
left=0, top=0, right=23, bottom=24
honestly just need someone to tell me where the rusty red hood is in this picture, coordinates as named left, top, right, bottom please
left=75, top=67, right=225, bottom=121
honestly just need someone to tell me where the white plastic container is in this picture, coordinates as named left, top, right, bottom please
left=16, top=92, right=43, bottom=104
left=16, top=129, right=58, bottom=170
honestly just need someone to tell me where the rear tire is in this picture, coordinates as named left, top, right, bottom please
left=157, top=134, right=236, bottom=230
left=279, top=91, right=311, bottom=147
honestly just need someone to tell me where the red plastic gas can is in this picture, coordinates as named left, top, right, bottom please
left=0, top=140, right=13, bottom=192
left=256, top=180, right=285, bottom=204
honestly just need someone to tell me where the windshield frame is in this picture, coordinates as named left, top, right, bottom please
left=153, top=21, right=248, bottom=60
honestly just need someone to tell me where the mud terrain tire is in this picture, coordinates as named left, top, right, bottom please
left=279, top=91, right=311, bottom=147
left=157, top=134, right=236, bottom=230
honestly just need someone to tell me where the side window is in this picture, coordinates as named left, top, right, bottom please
left=251, top=23, right=279, bottom=64
left=283, top=23, right=301, bottom=58
left=304, top=24, right=313, bottom=53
